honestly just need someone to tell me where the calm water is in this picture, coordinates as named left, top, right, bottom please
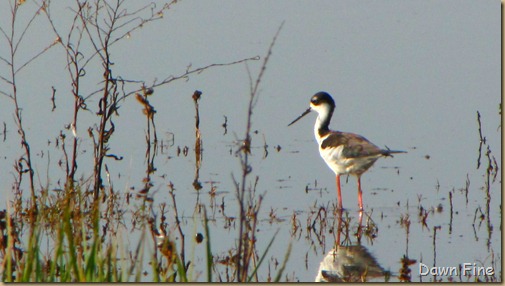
left=0, top=0, right=500, bottom=282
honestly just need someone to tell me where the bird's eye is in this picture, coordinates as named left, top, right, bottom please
left=311, top=97, right=319, bottom=104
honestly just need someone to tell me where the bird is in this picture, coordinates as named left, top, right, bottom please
left=288, top=91, right=405, bottom=210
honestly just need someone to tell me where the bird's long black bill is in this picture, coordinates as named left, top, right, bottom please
left=288, top=108, right=311, bottom=126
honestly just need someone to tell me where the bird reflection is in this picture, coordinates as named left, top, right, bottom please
left=315, top=244, right=390, bottom=282
left=315, top=210, right=390, bottom=282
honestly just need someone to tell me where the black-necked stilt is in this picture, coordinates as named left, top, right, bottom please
left=288, top=92, right=405, bottom=210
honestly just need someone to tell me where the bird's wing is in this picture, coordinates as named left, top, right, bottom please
left=321, top=131, right=384, bottom=159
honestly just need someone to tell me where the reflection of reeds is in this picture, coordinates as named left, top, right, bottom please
left=2, top=0, right=267, bottom=282
left=476, top=111, right=485, bottom=169
left=398, top=213, right=416, bottom=282
left=431, top=225, right=442, bottom=282
left=230, top=22, right=288, bottom=282
left=2, top=187, right=148, bottom=282
left=449, top=190, right=453, bottom=234
left=399, top=255, right=416, bottom=282
left=135, top=86, right=158, bottom=202
left=192, top=90, right=203, bottom=191
left=475, top=110, right=498, bottom=256
left=222, top=116, right=228, bottom=135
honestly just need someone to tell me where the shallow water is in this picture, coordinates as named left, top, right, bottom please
left=0, top=0, right=500, bottom=282
left=124, top=115, right=501, bottom=282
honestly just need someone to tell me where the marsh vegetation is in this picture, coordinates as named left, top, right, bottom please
left=0, top=0, right=501, bottom=282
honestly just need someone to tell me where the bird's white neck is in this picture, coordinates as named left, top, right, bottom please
left=313, top=106, right=333, bottom=144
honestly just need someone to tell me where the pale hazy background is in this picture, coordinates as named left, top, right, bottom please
left=0, top=1, right=500, bottom=282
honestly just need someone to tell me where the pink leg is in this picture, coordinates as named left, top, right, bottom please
left=357, top=176, right=363, bottom=211
left=336, top=208, right=343, bottom=246
left=336, top=175, right=343, bottom=209
left=356, top=208, right=364, bottom=240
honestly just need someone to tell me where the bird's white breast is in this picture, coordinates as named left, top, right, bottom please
left=318, top=144, right=350, bottom=175
left=318, top=140, right=381, bottom=176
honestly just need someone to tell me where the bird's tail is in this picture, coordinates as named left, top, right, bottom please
left=381, top=146, right=407, bottom=157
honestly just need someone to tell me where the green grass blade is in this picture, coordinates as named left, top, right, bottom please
left=21, top=224, right=40, bottom=281
left=247, top=229, right=280, bottom=282
left=84, top=239, right=98, bottom=281
left=49, top=219, right=65, bottom=282
left=274, top=241, right=292, bottom=282
left=202, top=206, right=213, bottom=282
left=175, top=252, right=188, bottom=282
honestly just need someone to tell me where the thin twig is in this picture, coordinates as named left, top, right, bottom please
left=235, top=22, right=284, bottom=282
